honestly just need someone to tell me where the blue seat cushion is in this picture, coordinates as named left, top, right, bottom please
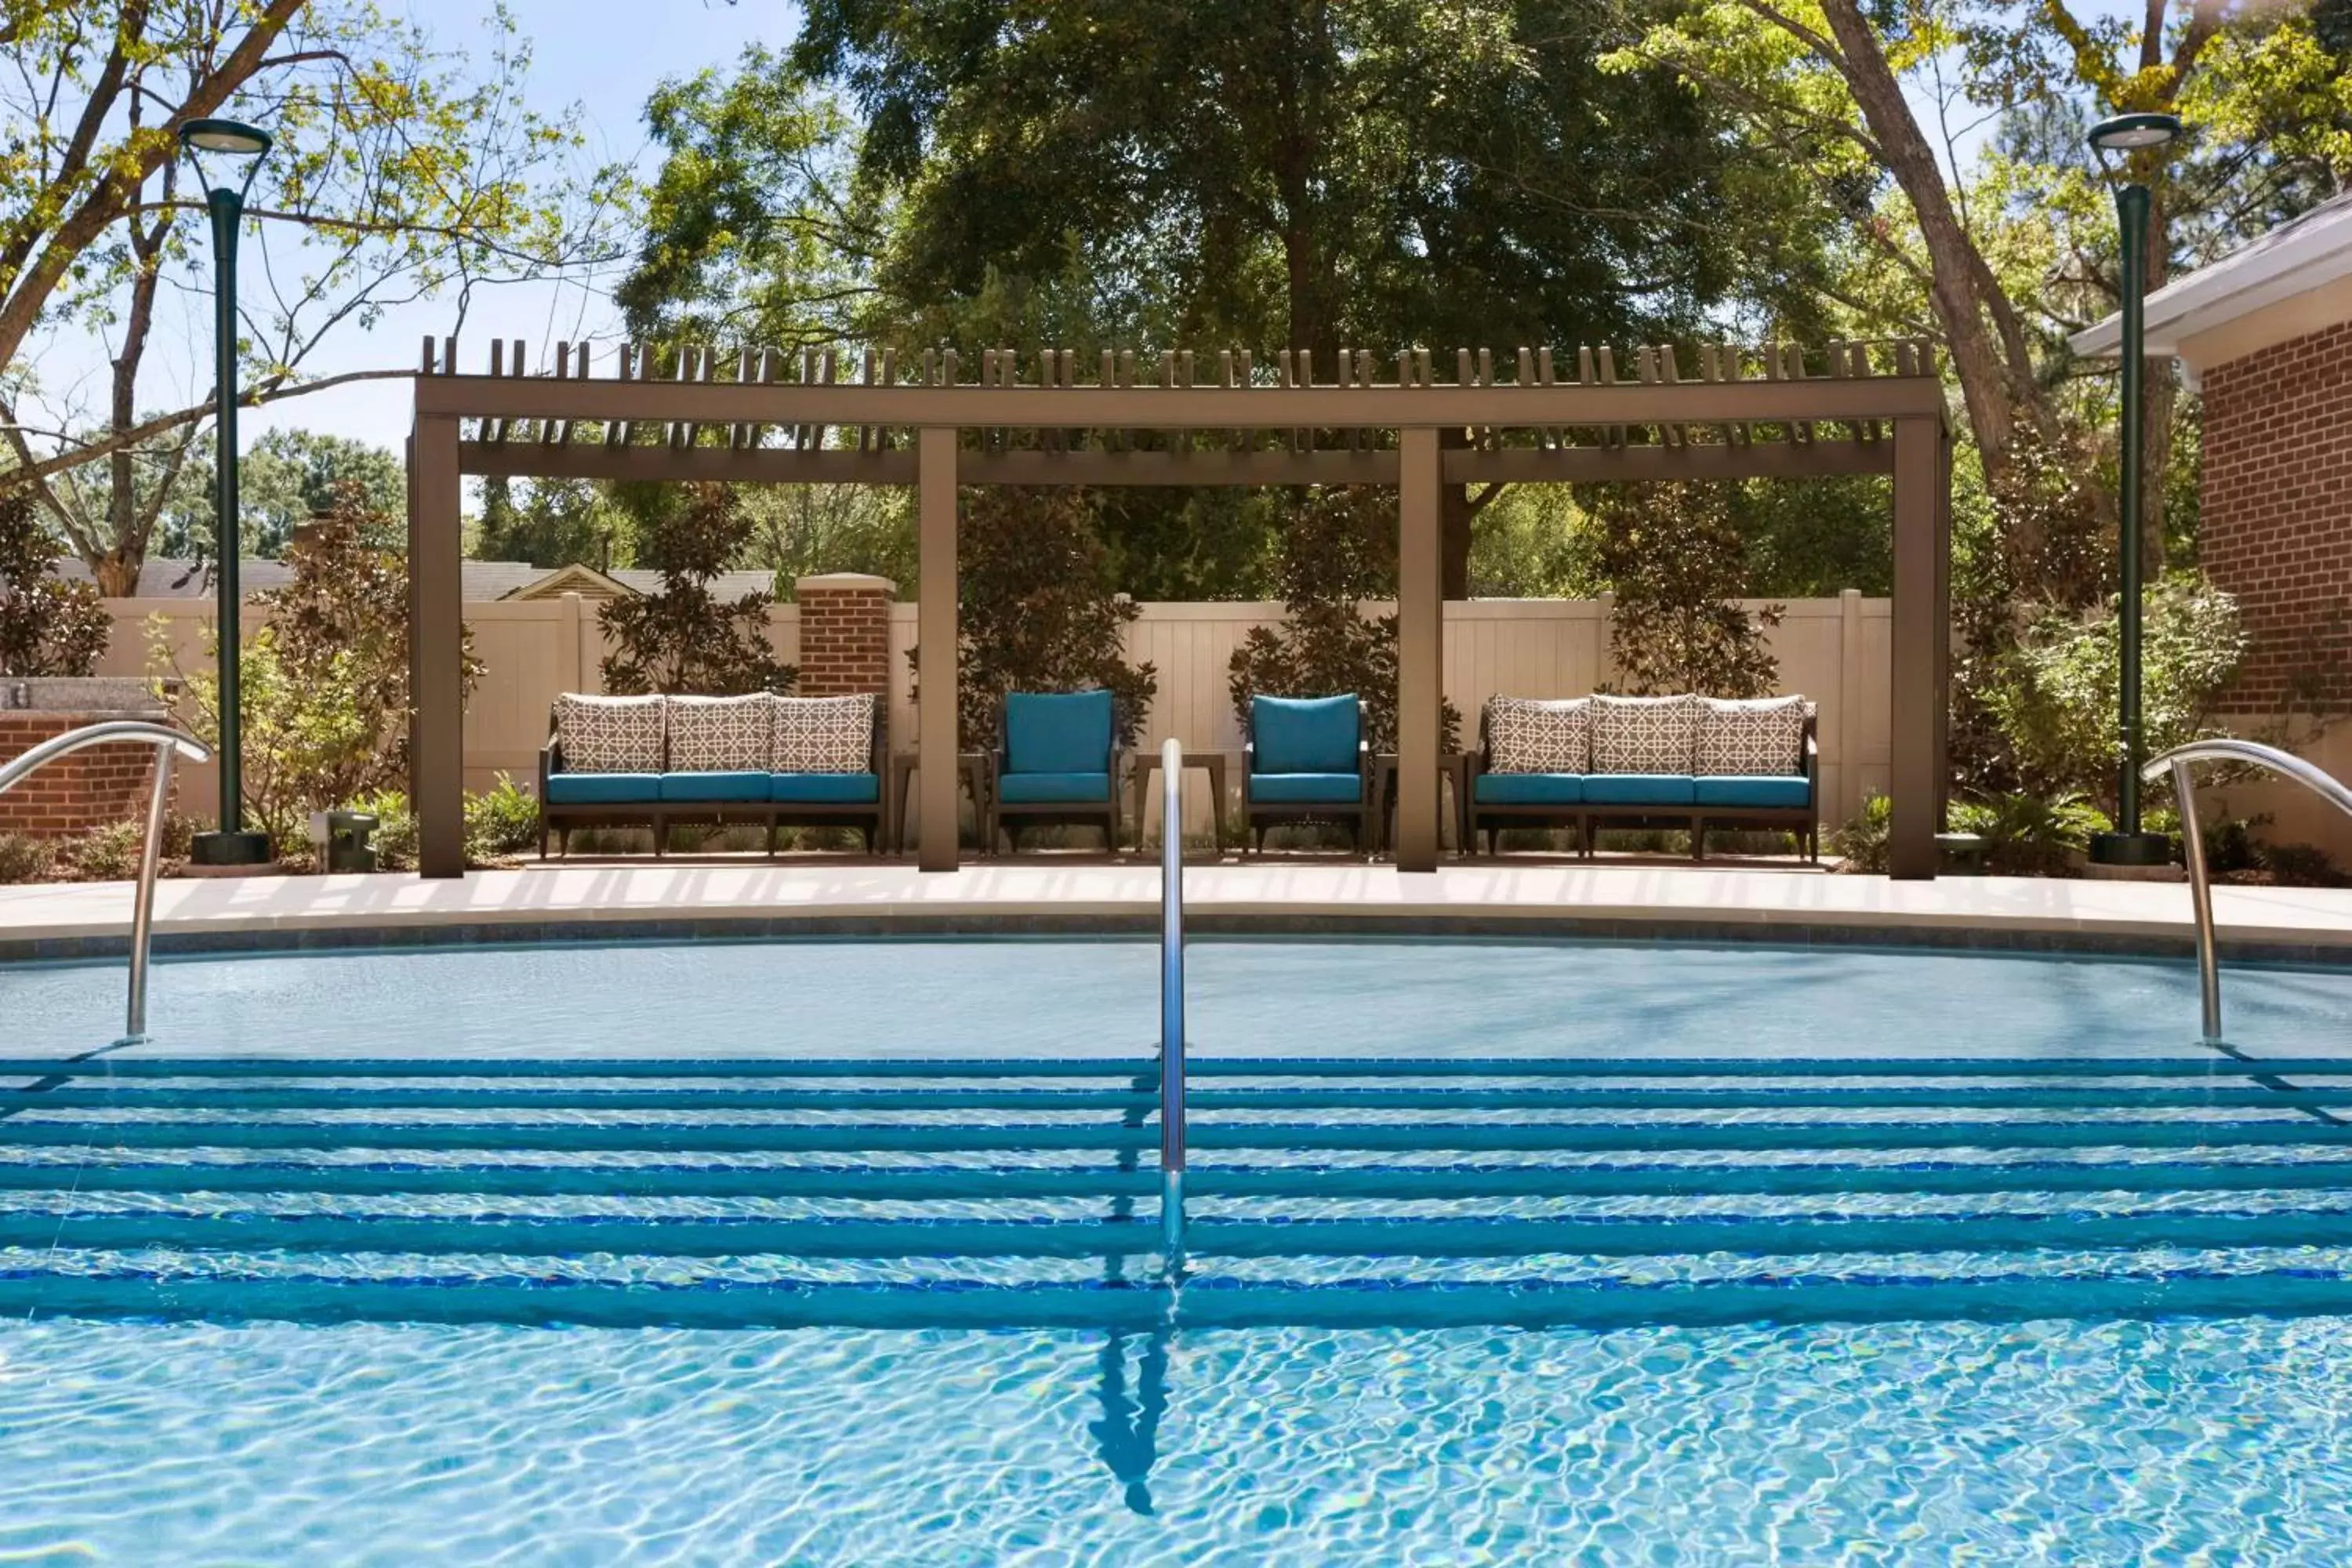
left=1252, top=695, right=1360, bottom=775
left=546, top=771, right=661, bottom=806
left=1694, top=775, right=1811, bottom=810
left=1005, top=691, right=1113, bottom=775
left=1475, top=772, right=1584, bottom=806
left=1583, top=774, right=1698, bottom=808
left=1252, top=772, right=1363, bottom=804
left=998, top=770, right=1112, bottom=804
left=770, top=772, right=879, bottom=804
left=659, top=771, right=773, bottom=804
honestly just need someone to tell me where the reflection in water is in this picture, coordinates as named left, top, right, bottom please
left=1090, top=1328, right=1171, bottom=1515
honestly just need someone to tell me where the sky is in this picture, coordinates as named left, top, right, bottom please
left=24, top=0, right=2135, bottom=465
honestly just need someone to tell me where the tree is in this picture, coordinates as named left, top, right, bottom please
left=1592, top=481, right=1784, bottom=698
left=1611, top=0, right=2352, bottom=590
left=474, top=476, right=631, bottom=570
left=626, top=4, right=1835, bottom=594
left=0, top=487, right=107, bottom=676
left=0, top=1, right=627, bottom=591
left=601, top=484, right=793, bottom=695
left=157, top=430, right=404, bottom=560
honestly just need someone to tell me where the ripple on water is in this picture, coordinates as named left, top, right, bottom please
left=1, top=1315, right=2350, bottom=1566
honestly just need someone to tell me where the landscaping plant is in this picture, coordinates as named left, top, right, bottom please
left=601, top=483, right=795, bottom=695
left=0, top=488, right=107, bottom=677
left=1591, top=481, right=1784, bottom=699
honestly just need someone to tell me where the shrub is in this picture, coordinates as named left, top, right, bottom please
left=347, top=789, right=420, bottom=871
left=1831, top=794, right=1892, bottom=873
left=1983, top=572, right=2247, bottom=813
left=1946, top=792, right=2110, bottom=877
left=0, top=832, right=53, bottom=884
left=1228, top=487, right=1457, bottom=751
left=63, top=820, right=146, bottom=881
left=924, top=486, right=1157, bottom=749
left=158, top=485, right=481, bottom=848
left=0, top=487, right=107, bottom=676
left=1592, top=481, right=1783, bottom=698
left=601, top=483, right=794, bottom=695
left=465, top=774, right=541, bottom=859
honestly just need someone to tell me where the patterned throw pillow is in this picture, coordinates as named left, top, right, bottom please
left=771, top=694, right=875, bottom=773
left=1486, top=697, right=1590, bottom=774
left=1590, top=694, right=1700, bottom=775
left=553, top=693, right=665, bottom=773
left=668, top=694, right=773, bottom=772
left=1697, top=695, right=1809, bottom=776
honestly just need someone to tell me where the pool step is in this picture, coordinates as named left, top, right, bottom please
left=5, top=1053, right=2352, bottom=1328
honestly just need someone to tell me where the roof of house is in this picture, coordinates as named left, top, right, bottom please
left=50, top=558, right=776, bottom=602
left=2071, top=191, right=2352, bottom=365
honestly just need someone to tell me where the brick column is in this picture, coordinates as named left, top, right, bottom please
left=0, top=710, right=174, bottom=839
left=793, top=573, right=897, bottom=697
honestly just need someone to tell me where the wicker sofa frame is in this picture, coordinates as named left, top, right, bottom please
left=538, top=697, right=890, bottom=858
left=1465, top=702, right=1820, bottom=862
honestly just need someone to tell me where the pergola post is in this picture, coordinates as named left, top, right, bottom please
left=410, top=415, right=466, bottom=878
left=1395, top=427, right=1443, bottom=871
left=1889, top=414, right=1945, bottom=880
left=916, top=426, right=960, bottom=872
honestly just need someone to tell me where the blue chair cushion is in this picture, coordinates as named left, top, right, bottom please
left=1583, top=774, right=1698, bottom=807
left=1693, top=775, right=1811, bottom=810
left=545, top=772, right=661, bottom=806
left=1005, top=691, right=1113, bottom=775
left=770, top=772, right=879, bottom=804
left=1252, top=772, right=1363, bottom=804
left=659, top=771, right=773, bottom=804
left=1475, top=772, right=1584, bottom=806
left=998, top=770, right=1112, bottom=804
left=1252, top=695, right=1360, bottom=775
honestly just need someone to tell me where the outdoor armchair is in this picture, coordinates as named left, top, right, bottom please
left=1240, top=693, right=1374, bottom=855
left=988, top=689, right=1126, bottom=852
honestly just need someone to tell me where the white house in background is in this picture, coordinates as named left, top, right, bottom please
left=2072, top=190, right=2352, bottom=858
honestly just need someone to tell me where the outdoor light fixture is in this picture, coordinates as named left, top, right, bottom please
left=2085, top=109, right=2182, bottom=869
left=176, top=117, right=275, bottom=866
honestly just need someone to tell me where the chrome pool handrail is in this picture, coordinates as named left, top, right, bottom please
left=1158, top=736, right=1187, bottom=1264
left=2144, top=738, right=2352, bottom=1044
left=0, top=720, right=212, bottom=1042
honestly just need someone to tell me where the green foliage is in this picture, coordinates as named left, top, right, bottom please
left=1593, top=481, right=1783, bottom=698
left=1946, top=792, right=2111, bottom=877
left=748, top=486, right=916, bottom=594
left=474, top=477, right=633, bottom=571
left=465, top=775, right=543, bottom=861
left=158, top=485, right=479, bottom=847
left=1468, top=487, right=1604, bottom=600
left=0, top=487, right=107, bottom=676
left=1831, top=794, right=1893, bottom=873
left=162, top=431, right=408, bottom=559
left=0, top=833, right=53, bottom=884
left=931, top=487, right=1158, bottom=750
left=601, top=485, right=796, bottom=695
left=346, top=789, right=420, bottom=873
left=1228, top=488, right=1458, bottom=753
left=65, top=820, right=146, bottom=882
left=1983, top=572, right=2248, bottom=811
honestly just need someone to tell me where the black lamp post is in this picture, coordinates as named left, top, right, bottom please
left=2086, top=110, right=2182, bottom=869
left=178, top=117, right=274, bottom=866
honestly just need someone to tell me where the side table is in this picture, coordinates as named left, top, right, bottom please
left=1128, top=750, right=1230, bottom=851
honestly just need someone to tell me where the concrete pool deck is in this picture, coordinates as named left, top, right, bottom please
left=3, top=859, right=2351, bottom=962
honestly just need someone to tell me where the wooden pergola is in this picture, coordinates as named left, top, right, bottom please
left=408, top=338, right=1953, bottom=879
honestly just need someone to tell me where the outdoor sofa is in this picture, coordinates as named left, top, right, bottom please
left=988, top=689, right=1126, bottom=852
left=539, top=691, right=887, bottom=855
left=1241, top=693, right=1375, bottom=855
left=1465, top=693, right=1818, bottom=861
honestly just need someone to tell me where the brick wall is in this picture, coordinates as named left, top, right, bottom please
left=0, top=713, right=171, bottom=839
left=793, top=573, right=896, bottom=698
left=2199, top=319, right=2352, bottom=710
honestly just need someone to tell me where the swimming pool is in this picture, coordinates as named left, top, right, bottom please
left=7, top=938, right=2352, bottom=1560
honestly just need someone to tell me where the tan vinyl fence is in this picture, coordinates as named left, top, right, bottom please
left=100, top=592, right=1891, bottom=837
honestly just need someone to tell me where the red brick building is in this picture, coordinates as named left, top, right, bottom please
left=2075, top=192, right=2352, bottom=854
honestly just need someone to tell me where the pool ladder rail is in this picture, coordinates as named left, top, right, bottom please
left=1158, top=736, right=1187, bottom=1265
left=0, top=719, right=211, bottom=1042
left=2150, top=738, right=2352, bottom=1044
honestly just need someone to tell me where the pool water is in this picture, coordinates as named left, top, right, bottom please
left=5, top=938, right=2352, bottom=1561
